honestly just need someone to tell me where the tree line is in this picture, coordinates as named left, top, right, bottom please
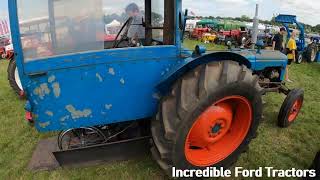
left=192, top=15, right=320, bottom=34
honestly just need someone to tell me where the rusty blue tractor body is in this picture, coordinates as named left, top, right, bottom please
left=9, top=0, right=288, bottom=132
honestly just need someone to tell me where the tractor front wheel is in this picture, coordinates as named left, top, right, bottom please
left=306, top=43, right=317, bottom=63
left=7, top=59, right=23, bottom=96
left=296, top=52, right=303, bottom=64
left=278, top=89, right=304, bottom=128
left=151, top=61, right=263, bottom=175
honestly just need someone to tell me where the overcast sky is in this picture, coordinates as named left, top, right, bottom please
left=0, top=0, right=319, bottom=26
left=182, top=0, right=320, bottom=26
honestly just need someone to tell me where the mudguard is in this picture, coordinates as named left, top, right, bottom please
left=157, top=49, right=288, bottom=95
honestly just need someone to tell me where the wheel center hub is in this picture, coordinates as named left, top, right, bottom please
left=212, top=123, right=222, bottom=134
left=208, top=119, right=228, bottom=140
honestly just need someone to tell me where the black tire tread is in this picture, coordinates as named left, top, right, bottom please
left=278, top=89, right=304, bottom=128
left=7, top=59, right=22, bottom=95
left=151, top=60, right=262, bottom=176
left=306, top=43, right=317, bottom=63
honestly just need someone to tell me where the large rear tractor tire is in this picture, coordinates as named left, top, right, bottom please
left=7, top=59, right=23, bottom=96
left=306, top=43, right=317, bottom=63
left=151, top=61, right=263, bottom=176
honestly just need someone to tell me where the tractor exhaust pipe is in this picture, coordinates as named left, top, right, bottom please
left=251, top=4, right=259, bottom=49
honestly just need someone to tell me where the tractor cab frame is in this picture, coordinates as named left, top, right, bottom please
left=9, top=0, right=184, bottom=131
left=9, top=0, right=304, bottom=176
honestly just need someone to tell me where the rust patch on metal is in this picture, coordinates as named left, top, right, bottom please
left=65, top=105, right=92, bottom=119
left=52, top=82, right=61, bottom=98
left=39, top=121, right=50, bottom=129
left=96, top=73, right=103, bottom=82
left=45, top=111, right=54, bottom=117
left=108, top=68, right=115, bottom=76
left=120, top=78, right=125, bottom=85
left=105, top=104, right=113, bottom=110
left=60, top=115, right=70, bottom=122
left=33, top=83, right=50, bottom=99
left=48, top=75, right=56, bottom=83
left=101, top=112, right=107, bottom=115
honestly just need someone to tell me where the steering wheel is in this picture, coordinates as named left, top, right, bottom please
left=112, top=17, right=133, bottom=48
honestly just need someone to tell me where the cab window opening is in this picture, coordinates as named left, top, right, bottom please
left=16, top=0, right=174, bottom=62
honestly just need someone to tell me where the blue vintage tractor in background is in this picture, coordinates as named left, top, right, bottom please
left=309, top=34, right=320, bottom=62
left=275, top=14, right=319, bottom=64
left=8, top=0, right=304, bottom=175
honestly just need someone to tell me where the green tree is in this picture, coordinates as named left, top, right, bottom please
left=240, top=15, right=251, bottom=22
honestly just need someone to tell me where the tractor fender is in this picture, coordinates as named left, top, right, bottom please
left=157, top=51, right=252, bottom=95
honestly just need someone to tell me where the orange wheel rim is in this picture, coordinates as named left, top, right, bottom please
left=184, top=96, right=252, bottom=167
left=288, top=99, right=303, bottom=122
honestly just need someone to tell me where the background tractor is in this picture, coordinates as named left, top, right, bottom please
left=190, top=26, right=211, bottom=39
left=309, top=34, right=320, bottom=62
left=9, top=0, right=304, bottom=176
left=188, top=19, right=218, bottom=40
left=215, top=20, right=248, bottom=46
left=275, top=14, right=319, bottom=64
left=184, top=19, right=200, bottom=38
left=0, top=36, right=10, bottom=59
left=216, top=28, right=247, bottom=46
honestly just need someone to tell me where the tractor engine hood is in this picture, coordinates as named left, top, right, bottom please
left=232, top=49, right=288, bottom=61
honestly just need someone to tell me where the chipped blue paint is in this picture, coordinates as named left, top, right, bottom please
left=8, top=0, right=289, bottom=132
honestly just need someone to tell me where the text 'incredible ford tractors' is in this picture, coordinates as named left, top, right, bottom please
left=9, top=0, right=304, bottom=176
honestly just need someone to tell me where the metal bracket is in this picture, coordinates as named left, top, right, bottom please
left=260, top=81, right=291, bottom=95
left=28, top=136, right=151, bottom=171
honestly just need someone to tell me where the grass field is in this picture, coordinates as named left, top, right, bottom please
left=0, top=44, right=319, bottom=179
left=183, top=39, right=227, bottom=51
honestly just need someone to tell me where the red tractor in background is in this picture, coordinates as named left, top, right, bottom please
left=190, top=27, right=211, bottom=39
left=0, top=36, right=11, bottom=59
left=2, top=44, right=14, bottom=60
left=217, top=27, right=248, bottom=47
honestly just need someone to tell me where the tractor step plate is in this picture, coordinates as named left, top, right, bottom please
left=28, top=136, right=151, bottom=171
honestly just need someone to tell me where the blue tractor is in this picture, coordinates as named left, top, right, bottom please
left=275, top=14, right=319, bottom=63
left=309, top=34, right=320, bottom=62
left=9, top=0, right=304, bottom=175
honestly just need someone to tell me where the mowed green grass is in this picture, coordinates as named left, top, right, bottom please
left=183, top=39, right=227, bottom=51
left=0, top=45, right=319, bottom=179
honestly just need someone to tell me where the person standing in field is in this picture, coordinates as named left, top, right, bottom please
left=286, top=30, right=297, bottom=83
left=272, top=27, right=286, bottom=51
